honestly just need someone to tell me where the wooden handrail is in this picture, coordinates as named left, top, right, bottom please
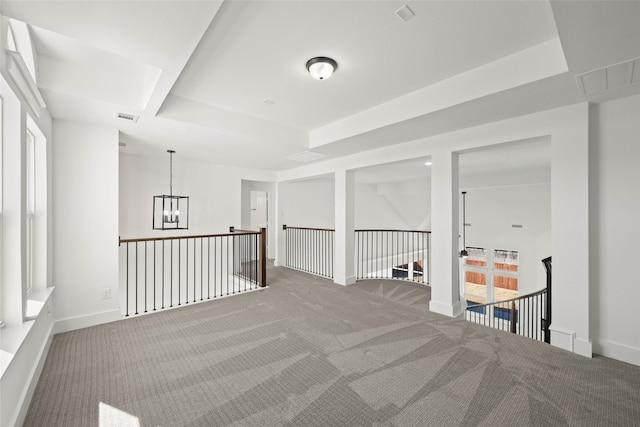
left=355, top=229, right=431, bottom=234
left=119, top=230, right=259, bottom=245
left=282, top=225, right=335, bottom=232
left=229, top=226, right=261, bottom=234
left=466, top=287, right=547, bottom=310
left=282, top=226, right=431, bottom=234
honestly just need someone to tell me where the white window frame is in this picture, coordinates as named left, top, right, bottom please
left=26, top=128, right=35, bottom=295
left=462, top=247, right=520, bottom=307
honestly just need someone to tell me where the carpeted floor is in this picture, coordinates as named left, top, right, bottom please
left=25, top=263, right=640, bottom=426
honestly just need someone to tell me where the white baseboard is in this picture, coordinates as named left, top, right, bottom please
left=594, top=338, right=640, bottom=367
left=550, top=325, right=575, bottom=352
left=574, top=337, right=593, bottom=358
left=429, top=300, right=464, bottom=318
left=550, top=325, right=593, bottom=358
left=333, top=275, right=356, bottom=286
left=54, top=309, right=122, bottom=335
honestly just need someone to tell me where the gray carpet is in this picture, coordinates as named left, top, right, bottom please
left=25, top=263, right=640, bottom=426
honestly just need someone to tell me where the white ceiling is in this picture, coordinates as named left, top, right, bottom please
left=3, top=0, right=640, bottom=178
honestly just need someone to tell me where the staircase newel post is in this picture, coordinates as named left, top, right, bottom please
left=260, top=227, right=267, bottom=287
left=510, top=301, right=517, bottom=334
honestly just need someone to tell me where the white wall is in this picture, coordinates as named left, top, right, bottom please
left=52, top=120, right=120, bottom=330
left=119, top=152, right=276, bottom=238
left=590, top=94, right=640, bottom=365
left=278, top=176, right=335, bottom=229
left=355, top=181, right=431, bottom=230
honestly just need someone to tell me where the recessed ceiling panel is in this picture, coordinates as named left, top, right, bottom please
left=171, top=1, right=558, bottom=131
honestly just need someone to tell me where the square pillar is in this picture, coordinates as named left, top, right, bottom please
left=429, top=150, right=464, bottom=317
left=334, top=169, right=355, bottom=285
left=549, top=104, right=592, bottom=357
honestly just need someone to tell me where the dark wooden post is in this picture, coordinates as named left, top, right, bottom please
left=260, top=227, right=267, bottom=287
left=510, top=301, right=517, bottom=334
left=542, top=256, right=552, bottom=344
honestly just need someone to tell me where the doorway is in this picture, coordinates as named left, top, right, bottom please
left=250, top=190, right=268, bottom=231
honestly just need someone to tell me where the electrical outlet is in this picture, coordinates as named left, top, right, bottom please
left=102, top=288, right=111, bottom=300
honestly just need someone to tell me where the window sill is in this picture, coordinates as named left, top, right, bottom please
left=0, top=286, right=54, bottom=380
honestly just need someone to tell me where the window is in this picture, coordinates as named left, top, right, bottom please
left=464, top=247, right=487, bottom=305
left=493, top=249, right=519, bottom=301
left=26, top=129, right=35, bottom=294
left=1, top=95, right=4, bottom=325
left=463, top=247, right=519, bottom=306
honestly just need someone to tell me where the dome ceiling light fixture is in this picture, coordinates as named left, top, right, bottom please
left=306, top=56, right=338, bottom=80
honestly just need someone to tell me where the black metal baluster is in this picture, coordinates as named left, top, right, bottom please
left=233, top=234, right=237, bottom=294
left=125, top=243, right=129, bottom=317
left=170, top=240, right=173, bottom=307
left=330, top=231, right=333, bottom=278
left=214, top=236, right=218, bottom=298
left=200, top=238, right=204, bottom=300
left=153, top=240, right=157, bottom=311
left=144, top=241, right=148, bottom=313
left=162, top=240, right=165, bottom=309
left=135, top=242, right=139, bottom=315
left=373, top=231, right=377, bottom=279
left=185, top=238, right=189, bottom=304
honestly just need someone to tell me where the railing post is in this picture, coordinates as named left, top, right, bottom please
left=260, top=227, right=267, bottom=287
left=510, top=301, right=517, bottom=334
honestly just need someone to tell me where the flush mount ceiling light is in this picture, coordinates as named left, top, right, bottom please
left=306, top=57, right=338, bottom=80
left=153, top=150, right=189, bottom=230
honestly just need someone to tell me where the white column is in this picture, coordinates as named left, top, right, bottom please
left=429, top=150, right=464, bottom=317
left=334, top=169, right=355, bottom=285
left=273, top=182, right=283, bottom=267
left=549, top=104, right=592, bottom=357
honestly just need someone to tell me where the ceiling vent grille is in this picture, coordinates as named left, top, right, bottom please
left=285, top=151, right=328, bottom=163
left=575, top=57, right=640, bottom=96
left=116, top=112, right=139, bottom=122
left=395, top=5, right=416, bottom=22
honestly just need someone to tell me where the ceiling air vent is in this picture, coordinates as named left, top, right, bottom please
left=575, top=56, right=640, bottom=96
left=285, top=151, right=328, bottom=163
left=395, top=5, right=416, bottom=22
left=116, top=112, right=139, bottom=123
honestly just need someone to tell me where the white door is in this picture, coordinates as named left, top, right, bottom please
left=250, top=190, right=268, bottom=231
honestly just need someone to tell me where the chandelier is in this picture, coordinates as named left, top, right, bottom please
left=153, top=150, right=189, bottom=230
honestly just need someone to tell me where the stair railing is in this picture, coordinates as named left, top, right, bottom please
left=282, top=225, right=334, bottom=278
left=119, top=227, right=266, bottom=317
left=355, top=229, right=431, bottom=284
left=465, top=288, right=548, bottom=342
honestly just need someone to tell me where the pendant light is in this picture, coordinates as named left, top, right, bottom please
left=153, top=150, right=189, bottom=230
left=459, top=191, right=468, bottom=259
